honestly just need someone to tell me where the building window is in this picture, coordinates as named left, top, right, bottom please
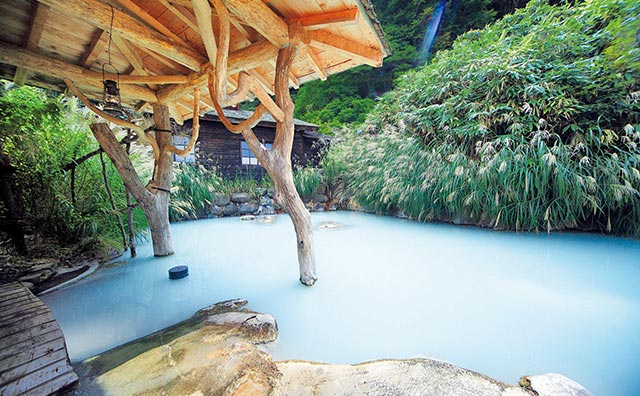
left=172, top=135, right=195, bottom=163
left=241, top=140, right=271, bottom=165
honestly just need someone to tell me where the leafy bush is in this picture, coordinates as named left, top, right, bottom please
left=0, top=82, right=147, bottom=251
left=292, top=165, right=324, bottom=199
left=332, top=0, right=640, bottom=235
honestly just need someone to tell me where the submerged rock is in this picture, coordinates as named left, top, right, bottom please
left=206, top=312, right=278, bottom=343
left=520, top=373, right=592, bottom=396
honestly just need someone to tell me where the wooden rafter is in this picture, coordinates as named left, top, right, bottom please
left=158, top=0, right=199, bottom=33
left=111, top=35, right=158, bottom=90
left=79, top=29, right=109, bottom=69
left=39, top=0, right=206, bottom=71
left=0, top=42, right=157, bottom=103
left=116, top=0, right=191, bottom=47
left=301, top=46, right=327, bottom=80
left=191, top=0, right=217, bottom=64
left=14, top=4, right=49, bottom=86
left=225, top=0, right=288, bottom=48
left=309, top=29, right=382, bottom=67
left=294, top=8, right=359, bottom=30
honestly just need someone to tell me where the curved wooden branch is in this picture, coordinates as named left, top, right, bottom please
left=64, top=79, right=160, bottom=160
left=207, top=71, right=267, bottom=134
left=208, top=0, right=284, bottom=121
left=167, top=87, right=201, bottom=156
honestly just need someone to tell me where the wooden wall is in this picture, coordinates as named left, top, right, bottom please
left=181, top=119, right=320, bottom=180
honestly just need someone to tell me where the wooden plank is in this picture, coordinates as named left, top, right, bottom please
left=0, top=337, right=65, bottom=374
left=191, top=0, right=217, bottom=65
left=39, top=0, right=206, bottom=71
left=0, top=301, right=45, bottom=321
left=0, top=291, right=37, bottom=306
left=21, top=371, right=78, bottom=396
left=0, top=306, right=49, bottom=327
left=0, top=315, right=55, bottom=339
left=0, top=348, right=67, bottom=385
left=158, top=0, right=199, bottom=32
left=0, top=321, right=59, bottom=348
left=0, top=329, right=64, bottom=362
left=0, top=358, right=73, bottom=395
left=14, top=3, right=50, bottom=85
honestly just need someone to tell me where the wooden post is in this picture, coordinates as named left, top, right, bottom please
left=90, top=120, right=174, bottom=257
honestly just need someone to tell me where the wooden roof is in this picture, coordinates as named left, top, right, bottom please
left=0, top=0, right=389, bottom=123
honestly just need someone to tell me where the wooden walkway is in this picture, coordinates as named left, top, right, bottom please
left=0, top=282, right=78, bottom=396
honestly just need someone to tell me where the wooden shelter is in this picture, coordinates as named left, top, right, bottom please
left=0, top=0, right=389, bottom=285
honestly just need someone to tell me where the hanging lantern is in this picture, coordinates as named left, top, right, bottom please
left=101, top=64, right=127, bottom=120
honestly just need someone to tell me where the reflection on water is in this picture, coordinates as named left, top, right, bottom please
left=41, top=212, right=640, bottom=396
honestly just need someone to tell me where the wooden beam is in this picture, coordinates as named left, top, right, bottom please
left=116, top=74, right=188, bottom=84
left=191, top=0, right=217, bottom=65
left=293, top=8, right=359, bottom=30
left=116, top=0, right=190, bottom=47
left=79, top=29, right=109, bottom=69
left=247, top=69, right=274, bottom=95
left=39, top=0, right=206, bottom=71
left=225, top=0, right=288, bottom=48
left=0, top=42, right=157, bottom=103
left=156, top=39, right=277, bottom=103
left=301, top=46, right=326, bottom=80
left=308, top=29, right=382, bottom=67
left=14, top=4, right=50, bottom=86
left=158, top=0, right=199, bottom=32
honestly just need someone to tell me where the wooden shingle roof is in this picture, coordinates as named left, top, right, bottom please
left=0, top=0, right=389, bottom=122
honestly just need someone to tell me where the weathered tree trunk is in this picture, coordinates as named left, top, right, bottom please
left=240, top=47, right=317, bottom=285
left=148, top=103, right=174, bottom=256
left=89, top=104, right=174, bottom=257
left=125, top=141, right=137, bottom=258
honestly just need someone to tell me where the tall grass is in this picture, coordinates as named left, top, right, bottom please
left=329, top=0, right=640, bottom=236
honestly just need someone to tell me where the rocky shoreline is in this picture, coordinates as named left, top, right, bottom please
left=70, top=299, right=592, bottom=396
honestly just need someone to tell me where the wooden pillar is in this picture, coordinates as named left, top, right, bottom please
left=148, top=103, right=174, bottom=256
left=90, top=117, right=174, bottom=257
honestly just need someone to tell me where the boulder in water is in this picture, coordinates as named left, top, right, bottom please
left=520, top=373, right=592, bottom=396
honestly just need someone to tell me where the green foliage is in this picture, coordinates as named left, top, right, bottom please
left=292, top=165, right=324, bottom=199
left=294, top=0, right=527, bottom=133
left=0, top=82, right=148, bottom=251
left=331, top=0, right=640, bottom=236
left=169, top=163, right=221, bottom=221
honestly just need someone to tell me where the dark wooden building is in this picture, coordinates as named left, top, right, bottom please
left=174, top=109, right=327, bottom=179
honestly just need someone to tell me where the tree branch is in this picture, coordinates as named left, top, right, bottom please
left=64, top=79, right=160, bottom=160
left=166, top=87, right=201, bottom=156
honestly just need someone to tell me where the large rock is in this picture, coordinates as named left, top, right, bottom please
left=223, top=203, right=238, bottom=216
left=238, top=202, right=259, bottom=215
left=211, top=205, right=224, bottom=216
left=520, top=373, right=592, bottom=396
left=275, top=359, right=528, bottom=396
left=231, top=192, right=252, bottom=203
left=213, top=193, right=231, bottom=207
left=206, top=312, right=278, bottom=343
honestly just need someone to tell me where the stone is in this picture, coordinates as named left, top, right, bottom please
left=258, top=215, right=275, bottom=225
left=520, top=373, right=592, bottom=396
left=261, top=206, right=276, bottom=215
left=238, top=202, right=260, bottom=214
left=21, top=281, right=35, bottom=291
left=211, top=205, right=224, bottom=216
left=305, top=201, right=314, bottom=211
left=266, top=187, right=275, bottom=198
left=206, top=312, right=278, bottom=343
left=19, top=269, right=54, bottom=284
left=240, top=215, right=257, bottom=221
left=223, top=203, right=238, bottom=216
left=27, top=262, right=57, bottom=273
left=313, top=202, right=325, bottom=212
left=275, top=359, right=528, bottom=396
left=196, top=298, right=248, bottom=316
left=317, top=221, right=343, bottom=231
left=213, top=193, right=230, bottom=207
left=260, top=196, right=273, bottom=206
left=314, top=194, right=328, bottom=203
left=231, top=192, right=252, bottom=203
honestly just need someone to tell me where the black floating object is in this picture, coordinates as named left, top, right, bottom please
left=169, top=265, right=189, bottom=279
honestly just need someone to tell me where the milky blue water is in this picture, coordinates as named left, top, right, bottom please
left=41, top=212, right=640, bottom=396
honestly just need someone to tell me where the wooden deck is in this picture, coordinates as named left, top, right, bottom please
left=0, top=282, right=78, bottom=396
